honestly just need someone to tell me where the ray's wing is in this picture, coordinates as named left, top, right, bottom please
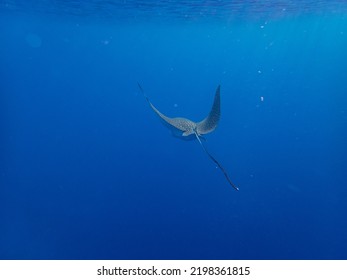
left=196, top=85, right=221, bottom=135
left=147, top=100, right=189, bottom=133
left=137, top=82, right=189, bottom=133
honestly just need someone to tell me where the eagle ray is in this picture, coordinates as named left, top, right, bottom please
left=138, top=83, right=239, bottom=191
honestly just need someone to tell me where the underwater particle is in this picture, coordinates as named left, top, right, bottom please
left=258, top=70, right=262, bottom=74
left=26, top=33, right=42, bottom=48
left=260, top=96, right=264, bottom=102
left=260, top=25, right=264, bottom=29
left=173, top=103, right=178, bottom=108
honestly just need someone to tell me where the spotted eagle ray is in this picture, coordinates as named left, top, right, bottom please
left=138, top=83, right=239, bottom=191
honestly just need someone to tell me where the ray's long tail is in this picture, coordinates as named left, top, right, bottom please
left=195, top=133, right=239, bottom=191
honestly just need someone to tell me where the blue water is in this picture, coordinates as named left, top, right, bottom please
left=1, top=1, right=347, bottom=260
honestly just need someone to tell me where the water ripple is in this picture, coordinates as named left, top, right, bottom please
left=1, top=0, right=347, bottom=21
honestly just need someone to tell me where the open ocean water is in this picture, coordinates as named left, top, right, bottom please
left=0, top=1, right=347, bottom=260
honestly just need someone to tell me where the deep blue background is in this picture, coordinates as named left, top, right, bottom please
left=1, top=1, right=347, bottom=259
